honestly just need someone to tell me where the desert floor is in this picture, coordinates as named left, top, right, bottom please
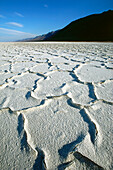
left=0, top=42, right=113, bottom=170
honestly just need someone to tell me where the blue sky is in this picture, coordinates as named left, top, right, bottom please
left=0, top=0, right=113, bottom=41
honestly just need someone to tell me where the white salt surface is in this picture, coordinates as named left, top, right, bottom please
left=76, top=64, right=113, bottom=83
left=0, top=42, right=113, bottom=170
left=95, top=80, right=113, bottom=102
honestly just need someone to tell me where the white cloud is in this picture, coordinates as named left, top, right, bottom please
left=0, top=14, right=5, bottom=18
left=0, top=27, right=25, bottom=35
left=0, top=27, right=37, bottom=37
left=0, top=27, right=37, bottom=41
left=15, top=12, right=24, bottom=17
left=6, top=22, right=23, bottom=28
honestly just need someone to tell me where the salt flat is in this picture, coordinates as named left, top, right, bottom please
left=0, top=42, right=113, bottom=170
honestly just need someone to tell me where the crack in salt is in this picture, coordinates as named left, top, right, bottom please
left=17, top=112, right=47, bottom=169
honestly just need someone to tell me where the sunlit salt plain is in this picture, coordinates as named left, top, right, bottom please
left=0, top=42, right=113, bottom=170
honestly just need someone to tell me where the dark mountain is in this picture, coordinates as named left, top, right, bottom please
left=31, top=30, right=59, bottom=41
left=45, top=10, right=113, bottom=41
left=19, top=10, right=113, bottom=42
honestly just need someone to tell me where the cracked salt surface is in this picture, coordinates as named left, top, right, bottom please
left=33, top=71, right=74, bottom=99
left=62, top=81, right=93, bottom=105
left=76, top=64, right=113, bottom=83
left=0, top=109, right=36, bottom=170
left=95, top=80, right=113, bottom=102
left=0, top=42, right=113, bottom=170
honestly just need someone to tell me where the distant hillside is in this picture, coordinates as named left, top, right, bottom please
left=20, top=30, right=59, bottom=42
left=31, top=30, right=59, bottom=41
left=45, top=10, right=113, bottom=41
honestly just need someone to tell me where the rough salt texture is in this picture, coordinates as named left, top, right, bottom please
left=0, top=42, right=113, bottom=170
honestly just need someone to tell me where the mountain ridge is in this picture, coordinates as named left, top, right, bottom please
left=21, top=10, right=113, bottom=42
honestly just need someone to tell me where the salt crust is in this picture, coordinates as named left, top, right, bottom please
left=0, top=42, right=113, bottom=170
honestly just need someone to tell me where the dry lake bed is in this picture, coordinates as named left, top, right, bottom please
left=0, top=42, right=113, bottom=170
